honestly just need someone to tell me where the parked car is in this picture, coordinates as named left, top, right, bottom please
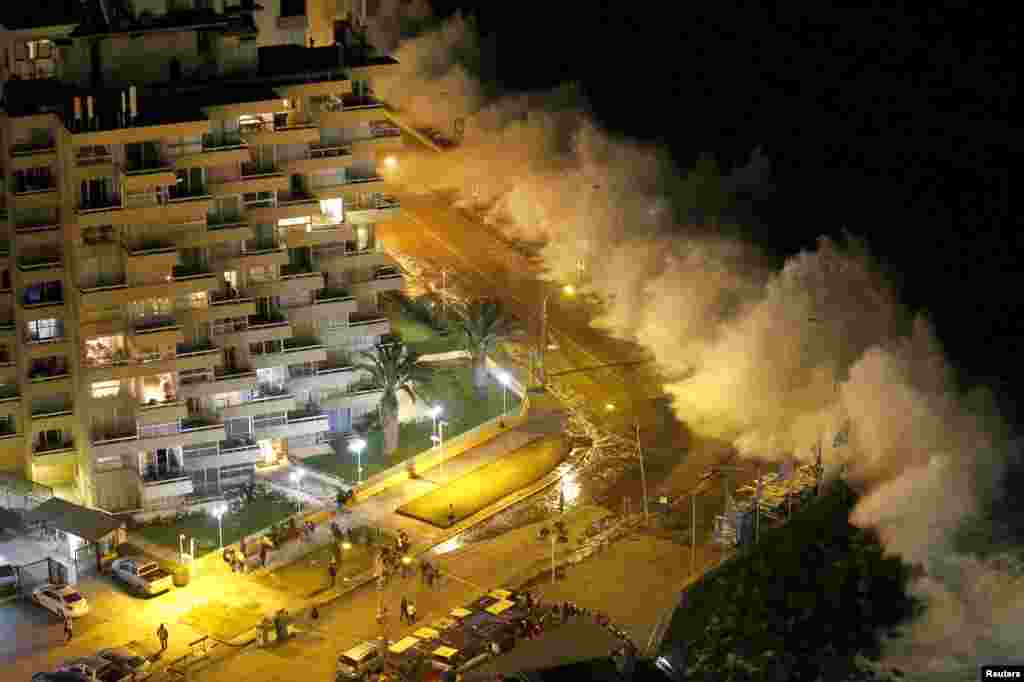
left=32, top=672, right=90, bottom=682
left=97, top=644, right=151, bottom=675
left=0, top=564, right=17, bottom=590
left=58, top=656, right=136, bottom=682
left=31, top=584, right=90, bottom=618
left=110, top=558, right=172, bottom=597
left=336, top=640, right=385, bottom=680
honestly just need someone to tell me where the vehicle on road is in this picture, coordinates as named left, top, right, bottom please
left=0, top=563, right=17, bottom=590
left=110, top=558, right=172, bottom=596
left=336, top=640, right=385, bottom=680
left=58, top=656, right=136, bottom=682
left=97, top=644, right=152, bottom=675
left=31, top=583, right=89, bottom=618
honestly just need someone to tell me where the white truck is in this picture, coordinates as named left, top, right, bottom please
left=110, top=557, right=173, bottom=597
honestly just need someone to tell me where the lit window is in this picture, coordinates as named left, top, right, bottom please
left=28, top=318, right=61, bottom=341
left=91, top=380, right=121, bottom=398
left=189, top=292, right=208, bottom=309
left=84, top=335, right=125, bottom=366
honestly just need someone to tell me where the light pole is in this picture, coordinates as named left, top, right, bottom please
left=536, top=284, right=575, bottom=388
left=348, top=437, right=366, bottom=484
left=341, top=540, right=352, bottom=580
left=431, top=420, right=448, bottom=480
left=497, top=371, right=510, bottom=418
left=213, top=504, right=227, bottom=551
left=635, top=421, right=649, bottom=525
left=290, top=470, right=304, bottom=512
left=429, top=405, right=443, bottom=446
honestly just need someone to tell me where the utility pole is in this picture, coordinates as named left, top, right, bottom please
left=690, top=492, right=696, bottom=575
left=538, top=293, right=549, bottom=387
left=636, top=421, right=648, bottom=525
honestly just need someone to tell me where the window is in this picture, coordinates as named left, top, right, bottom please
left=171, top=168, right=206, bottom=199
left=24, top=281, right=63, bottom=306
left=91, top=380, right=121, bottom=398
left=80, top=178, right=116, bottom=209
left=248, top=265, right=275, bottom=283
left=0, top=415, right=14, bottom=435
left=124, top=142, right=162, bottom=172
left=243, top=191, right=274, bottom=207
left=83, top=335, right=126, bottom=366
left=28, top=318, right=61, bottom=341
left=14, top=39, right=56, bottom=79
left=82, top=225, right=116, bottom=245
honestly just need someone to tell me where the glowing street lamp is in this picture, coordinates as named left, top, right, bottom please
left=290, top=470, right=304, bottom=511
left=348, top=437, right=367, bottom=484
left=429, top=405, right=443, bottom=447
left=537, top=285, right=576, bottom=387
left=497, top=371, right=511, bottom=417
left=212, top=504, right=227, bottom=550
left=431, top=419, right=449, bottom=479
left=383, top=155, right=397, bottom=170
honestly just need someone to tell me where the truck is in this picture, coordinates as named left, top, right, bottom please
left=110, top=557, right=173, bottom=597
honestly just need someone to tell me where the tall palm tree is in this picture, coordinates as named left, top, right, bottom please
left=457, top=299, right=513, bottom=394
left=354, top=342, right=433, bottom=456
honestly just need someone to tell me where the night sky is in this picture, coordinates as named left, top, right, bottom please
left=429, top=1, right=1019, bottom=423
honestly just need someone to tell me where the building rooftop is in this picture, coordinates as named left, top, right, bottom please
left=25, top=498, right=123, bottom=543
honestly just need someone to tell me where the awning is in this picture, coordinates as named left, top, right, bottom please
left=23, top=498, right=123, bottom=542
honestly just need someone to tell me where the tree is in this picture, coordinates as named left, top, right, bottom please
left=457, top=299, right=512, bottom=394
left=354, top=342, right=433, bottom=456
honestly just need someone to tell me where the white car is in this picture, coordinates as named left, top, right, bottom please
left=31, top=583, right=90, bottom=619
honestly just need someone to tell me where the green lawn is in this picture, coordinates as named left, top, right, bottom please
left=134, top=497, right=298, bottom=556
left=303, top=365, right=522, bottom=484
left=397, top=435, right=566, bottom=528
left=387, top=294, right=467, bottom=355
left=253, top=530, right=395, bottom=598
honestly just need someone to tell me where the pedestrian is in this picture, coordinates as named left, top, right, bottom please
left=400, top=596, right=409, bottom=624
left=407, top=600, right=417, bottom=624
left=328, top=559, right=338, bottom=588
left=448, top=504, right=455, bottom=527
left=157, top=623, right=168, bottom=652
left=311, top=605, right=319, bottom=621
left=425, top=565, right=434, bottom=589
left=63, top=615, right=73, bottom=643
left=260, top=543, right=268, bottom=568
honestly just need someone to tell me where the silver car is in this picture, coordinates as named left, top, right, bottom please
left=97, top=645, right=151, bottom=676
left=336, top=640, right=384, bottom=680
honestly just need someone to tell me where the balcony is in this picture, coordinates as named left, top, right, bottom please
left=251, top=337, right=327, bottom=369
left=175, top=343, right=224, bottom=372
left=247, top=199, right=320, bottom=224
left=351, top=268, right=405, bottom=296
left=80, top=271, right=216, bottom=307
left=248, top=272, right=324, bottom=299
left=78, top=193, right=213, bottom=227
left=181, top=220, right=254, bottom=248
left=93, top=416, right=227, bottom=457
left=11, top=186, right=60, bottom=209
left=319, top=381, right=385, bottom=411
left=286, top=289, right=357, bottom=324
left=310, top=174, right=385, bottom=201
left=131, top=317, right=184, bottom=347
left=28, top=364, right=71, bottom=384
left=316, top=96, right=388, bottom=127
left=9, top=141, right=57, bottom=160
left=240, top=119, right=320, bottom=146
left=182, top=440, right=263, bottom=471
left=140, top=472, right=194, bottom=503
left=121, top=163, right=177, bottom=192
left=253, top=408, right=328, bottom=441
left=286, top=362, right=356, bottom=391
left=221, top=245, right=290, bottom=270
left=211, top=167, right=289, bottom=196
left=137, top=400, right=188, bottom=426
left=174, top=134, right=250, bottom=169
left=281, top=144, right=352, bottom=174
left=34, top=438, right=75, bottom=457
left=178, top=368, right=259, bottom=399
left=345, top=195, right=401, bottom=225
left=283, top=221, right=354, bottom=247
left=220, top=392, right=297, bottom=419
left=189, top=295, right=258, bottom=322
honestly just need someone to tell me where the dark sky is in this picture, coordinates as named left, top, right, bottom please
left=428, top=1, right=1019, bottom=422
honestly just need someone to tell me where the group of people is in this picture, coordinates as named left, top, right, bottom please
left=398, top=596, right=418, bottom=624
left=222, top=536, right=274, bottom=573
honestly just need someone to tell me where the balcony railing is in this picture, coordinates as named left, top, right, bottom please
left=13, top=182, right=58, bottom=195
left=248, top=312, right=288, bottom=327
left=202, top=132, right=245, bottom=150
left=347, top=195, right=400, bottom=211
left=133, top=316, right=179, bottom=333
left=280, top=263, right=315, bottom=278
left=29, top=367, right=70, bottom=382
left=349, top=312, right=388, bottom=327
left=168, top=186, right=211, bottom=202
left=176, top=342, right=220, bottom=357
left=79, top=197, right=123, bottom=213
left=308, top=144, right=351, bottom=159
left=123, top=162, right=173, bottom=176
left=283, top=337, right=322, bottom=352
left=208, top=215, right=246, bottom=228
left=315, top=287, right=353, bottom=302
left=35, top=439, right=74, bottom=455
left=241, top=162, right=280, bottom=177
left=142, top=470, right=190, bottom=485
left=18, top=255, right=63, bottom=271
left=10, top=142, right=56, bottom=157
left=173, top=264, right=213, bottom=280
left=340, top=94, right=384, bottom=110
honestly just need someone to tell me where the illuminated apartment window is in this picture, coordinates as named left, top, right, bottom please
left=84, top=335, right=126, bottom=366
left=188, top=292, right=208, bottom=309
left=91, top=380, right=121, bottom=399
left=14, top=39, right=56, bottom=79
left=28, top=318, right=62, bottom=341
left=248, top=265, right=275, bottom=283
left=140, top=373, right=176, bottom=404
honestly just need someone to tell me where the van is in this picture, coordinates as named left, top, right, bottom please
left=336, top=640, right=384, bottom=680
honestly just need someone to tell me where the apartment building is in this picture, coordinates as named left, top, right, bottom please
left=0, top=0, right=407, bottom=511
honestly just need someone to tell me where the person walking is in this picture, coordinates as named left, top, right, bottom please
left=447, top=504, right=455, bottom=527
left=63, top=615, right=73, bottom=643
left=406, top=600, right=417, bottom=624
left=400, top=596, right=409, bottom=624
left=157, top=623, right=169, bottom=652
left=260, top=542, right=269, bottom=568
left=328, top=558, right=338, bottom=589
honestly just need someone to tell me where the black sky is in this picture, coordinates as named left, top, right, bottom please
left=428, top=1, right=1019, bottom=421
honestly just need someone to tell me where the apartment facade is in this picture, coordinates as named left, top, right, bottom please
left=0, top=0, right=406, bottom=511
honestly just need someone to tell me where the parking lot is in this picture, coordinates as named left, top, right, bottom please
left=0, top=571, right=206, bottom=677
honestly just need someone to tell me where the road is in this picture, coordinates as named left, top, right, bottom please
left=380, top=191, right=746, bottom=503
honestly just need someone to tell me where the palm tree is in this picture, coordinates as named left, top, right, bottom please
left=457, top=299, right=513, bottom=394
left=354, top=342, right=433, bottom=457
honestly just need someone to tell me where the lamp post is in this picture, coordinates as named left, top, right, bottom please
left=290, top=471, right=304, bottom=512
left=429, top=405, right=443, bottom=446
left=213, top=504, right=227, bottom=551
left=536, top=284, right=576, bottom=388
left=497, top=371, right=510, bottom=418
left=348, top=437, right=366, bottom=484
left=431, top=420, right=448, bottom=480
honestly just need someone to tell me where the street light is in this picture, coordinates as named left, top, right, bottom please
left=431, top=420, right=449, bottom=480
left=213, top=504, right=227, bottom=550
left=290, top=470, right=304, bottom=512
left=537, top=285, right=576, bottom=388
left=348, top=437, right=366, bottom=484
left=383, top=155, right=397, bottom=169
left=429, top=405, right=443, bottom=447
left=497, top=371, right=511, bottom=418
